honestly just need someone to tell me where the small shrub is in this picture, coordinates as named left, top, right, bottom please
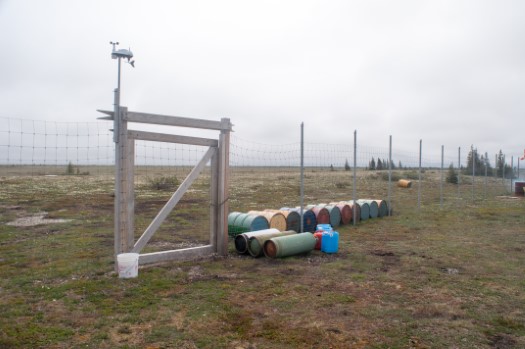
left=446, top=164, right=458, bottom=184
left=335, top=182, right=348, bottom=189
left=147, top=175, right=180, bottom=191
left=66, top=162, right=75, bottom=175
left=380, top=172, right=401, bottom=181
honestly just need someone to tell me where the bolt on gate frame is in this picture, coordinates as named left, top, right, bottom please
left=98, top=107, right=232, bottom=267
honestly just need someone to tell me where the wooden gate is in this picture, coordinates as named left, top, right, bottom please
left=98, top=107, right=231, bottom=265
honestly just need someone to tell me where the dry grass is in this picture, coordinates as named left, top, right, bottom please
left=0, top=167, right=524, bottom=348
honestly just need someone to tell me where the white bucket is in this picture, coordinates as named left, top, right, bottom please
left=117, top=253, right=139, bottom=278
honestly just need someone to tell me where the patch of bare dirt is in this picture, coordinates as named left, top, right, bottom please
left=6, top=211, right=72, bottom=227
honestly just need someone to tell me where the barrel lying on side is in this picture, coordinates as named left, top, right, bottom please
left=263, top=233, right=316, bottom=258
left=282, top=207, right=317, bottom=232
left=330, top=202, right=352, bottom=225
left=357, top=199, right=379, bottom=219
left=234, top=228, right=279, bottom=254
left=306, top=205, right=330, bottom=225
left=374, top=199, right=389, bottom=217
left=248, top=210, right=287, bottom=231
left=248, top=230, right=296, bottom=257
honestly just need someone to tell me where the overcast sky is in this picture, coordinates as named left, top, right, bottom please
left=1, top=0, right=524, bottom=160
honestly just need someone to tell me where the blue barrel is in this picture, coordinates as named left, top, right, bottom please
left=240, top=214, right=269, bottom=232
left=281, top=207, right=317, bottom=233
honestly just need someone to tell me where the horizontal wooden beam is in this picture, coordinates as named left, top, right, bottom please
left=128, top=130, right=218, bottom=147
left=138, top=245, right=215, bottom=264
left=127, top=111, right=232, bottom=131
left=96, top=109, right=232, bottom=132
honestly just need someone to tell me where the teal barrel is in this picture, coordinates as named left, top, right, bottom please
left=374, top=199, right=389, bottom=217
left=263, top=233, right=317, bottom=258
left=349, top=200, right=368, bottom=221
left=357, top=199, right=379, bottom=219
left=248, top=230, right=296, bottom=257
left=330, top=202, right=352, bottom=225
left=240, top=214, right=269, bottom=233
left=282, top=207, right=317, bottom=233
left=319, top=204, right=341, bottom=228
left=234, top=228, right=279, bottom=254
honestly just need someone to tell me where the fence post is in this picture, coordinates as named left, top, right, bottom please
left=300, top=122, right=304, bottom=233
left=510, top=156, right=514, bottom=193
left=418, top=139, right=422, bottom=210
left=472, top=146, right=475, bottom=203
left=217, top=119, right=231, bottom=256
left=353, top=130, right=357, bottom=224
left=458, top=147, right=461, bottom=202
left=388, top=135, right=392, bottom=216
left=114, top=106, right=134, bottom=265
left=440, top=145, right=444, bottom=207
left=483, top=152, right=489, bottom=199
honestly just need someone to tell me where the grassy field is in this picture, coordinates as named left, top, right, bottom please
left=0, top=167, right=524, bottom=348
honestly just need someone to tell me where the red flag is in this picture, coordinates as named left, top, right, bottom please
left=521, top=149, right=525, bottom=161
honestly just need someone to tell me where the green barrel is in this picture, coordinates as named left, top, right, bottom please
left=234, top=228, right=279, bottom=254
left=228, top=212, right=243, bottom=234
left=248, top=230, right=296, bottom=257
left=263, top=233, right=317, bottom=258
left=357, top=199, right=379, bottom=219
left=228, top=213, right=250, bottom=237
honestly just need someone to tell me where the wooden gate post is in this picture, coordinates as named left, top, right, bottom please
left=114, top=107, right=134, bottom=262
left=216, top=118, right=231, bottom=256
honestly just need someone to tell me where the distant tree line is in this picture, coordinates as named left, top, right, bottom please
left=367, top=157, right=402, bottom=170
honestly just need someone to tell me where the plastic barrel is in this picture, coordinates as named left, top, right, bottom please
left=234, top=228, right=280, bottom=254
left=248, top=230, right=296, bottom=257
left=357, top=199, right=379, bottom=219
left=321, top=230, right=339, bottom=254
left=263, top=233, right=317, bottom=258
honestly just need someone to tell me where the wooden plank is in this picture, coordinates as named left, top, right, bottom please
left=216, top=121, right=231, bottom=256
left=126, top=111, right=233, bottom=131
left=210, top=150, right=219, bottom=251
left=128, top=130, right=218, bottom=147
left=97, top=109, right=114, bottom=116
left=138, top=245, right=215, bottom=264
left=132, top=146, right=217, bottom=253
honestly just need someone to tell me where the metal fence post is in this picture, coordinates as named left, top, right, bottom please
left=300, top=122, right=304, bottom=233
left=440, top=145, right=444, bottom=207
left=472, top=146, right=475, bottom=203
left=353, top=130, right=357, bottom=224
left=458, top=147, right=461, bottom=202
left=388, top=135, right=392, bottom=216
left=418, top=139, right=422, bottom=210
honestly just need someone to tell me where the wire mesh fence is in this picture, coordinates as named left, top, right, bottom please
left=1, top=116, right=522, bottom=210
